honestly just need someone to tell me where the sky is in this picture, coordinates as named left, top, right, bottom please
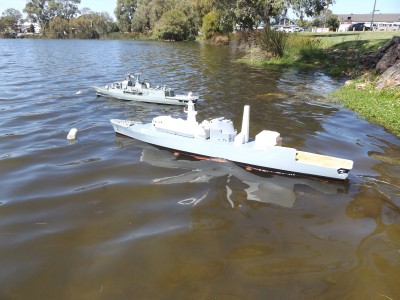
left=329, top=0, right=399, bottom=14
left=0, top=0, right=399, bottom=17
left=0, top=0, right=116, bottom=16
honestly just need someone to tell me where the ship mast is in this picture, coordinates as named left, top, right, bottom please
left=185, top=100, right=197, bottom=123
left=234, top=105, right=250, bottom=145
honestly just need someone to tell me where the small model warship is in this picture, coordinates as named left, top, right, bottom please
left=111, top=101, right=353, bottom=180
left=92, top=73, right=198, bottom=105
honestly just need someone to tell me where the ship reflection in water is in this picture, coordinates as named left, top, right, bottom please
left=115, top=138, right=348, bottom=209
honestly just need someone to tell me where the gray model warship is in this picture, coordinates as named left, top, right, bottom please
left=110, top=101, right=353, bottom=180
left=92, top=73, right=198, bottom=105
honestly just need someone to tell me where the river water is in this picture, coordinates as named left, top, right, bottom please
left=0, top=39, right=399, bottom=299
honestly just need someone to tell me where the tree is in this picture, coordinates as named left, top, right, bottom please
left=310, top=8, right=338, bottom=30
left=153, top=8, right=190, bottom=41
left=23, top=0, right=59, bottom=33
left=69, top=15, right=92, bottom=38
left=49, top=15, right=69, bottom=37
left=232, top=0, right=262, bottom=29
left=295, top=16, right=309, bottom=27
left=130, top=0, right=199, bottom=35
left=215, top=0, right=335, bottom=30
left=0, top=8, right=23, bottom=32
left=130, top=2, right=151, bottom=32
left=168, top=0, right=199, bottom=38
left=55, top=0, right=81, bottom=20
left=326, top=15, right=339, bottom=31
left=136, top=0, right=168, bottom=32
left=202, top=10, right=220, bottom=39
left=130, top=0, right=163, bottom=33
left=80, top=7, right=92, bottom=16
left=115, top=0, right=138, bottom=32
left=201, top=8, right=233, bottom=38
left=290, top=0, right=334, bottom=19
left=91, top=12, right=116, bottom=36
left=311, top=17, right=322, bottom=27
left=70, top=12, right=115, bottom=38
left=193, top=0, right=214, bottom=17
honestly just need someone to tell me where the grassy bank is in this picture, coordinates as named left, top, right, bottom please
left=317, top=32, right=399, bottom=137
left=333, top=80, right=400, bottom=136
left=240, top=31, right=400, bottom=136
left=240, top=31, right=395, bottom=74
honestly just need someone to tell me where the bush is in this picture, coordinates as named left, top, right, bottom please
left=69, top=17, right=101, bottom=39
left=259, top=28, right=289, bottom=58
left=289, top=35, right=325, bottom=62
left=230, top=30, right=259, bottom=49
left=2, top=31, right=16, bottom=38
left=153, top=9, right=190, bottom=41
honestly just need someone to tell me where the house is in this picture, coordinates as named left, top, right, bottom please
left=17, top=21, right=42, bottom=34
left=275, top=16, right=296, bottom=26
left=336, top=13, right=400, bottom=31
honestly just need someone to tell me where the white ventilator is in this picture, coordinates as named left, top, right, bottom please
left=234, top=105, right=250, bottom=145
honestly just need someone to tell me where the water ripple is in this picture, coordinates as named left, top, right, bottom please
left=0, top=39, right=399, bottom=299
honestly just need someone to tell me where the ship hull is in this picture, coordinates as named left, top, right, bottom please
left=111, top=119, right=352, bottom=181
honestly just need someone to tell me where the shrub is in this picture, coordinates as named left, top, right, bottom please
left=290, top=35, right=326, bottom=63
left=259, top=28, right=289, bottom=58
left=230, top=30, right=259, bottom=49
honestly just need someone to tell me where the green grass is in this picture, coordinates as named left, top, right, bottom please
left=304, top=31, right=395, bottom=49
left=320, top=32, right=400, bottom=137
left=333, top=81, right=400, bottom=136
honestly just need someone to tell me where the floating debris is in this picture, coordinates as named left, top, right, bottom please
left=67, top=128, right=78, bottom=140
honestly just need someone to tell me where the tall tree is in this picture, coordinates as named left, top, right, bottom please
left=23, top=0, right=59, bottom=33
left=55, top=0, right=81, bottom=20
left=1, top=8, right=23, bottom=31
left=291, top=0, right=334, bottom=18
left=48, top=15, right=69, bottom=37
left=153, top=8, right=191, bottom=41
left=130, top=0, right=200, bottom=36
left=91, top=12, right=116, bottom=36
left=130, top=0, right=168, bottom=33
left=70, top=12, right=115, bottom=38
left=115, top=0, right=138, bottom=32
left=130, top=1, right=150, bottom=32
left=215, top=0, right=334, bottom=29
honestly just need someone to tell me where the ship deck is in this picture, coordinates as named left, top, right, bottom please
left=296, top=151, right=353, bottom=169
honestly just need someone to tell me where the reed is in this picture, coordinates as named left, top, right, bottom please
left=259, top=28, right=289, bottom=58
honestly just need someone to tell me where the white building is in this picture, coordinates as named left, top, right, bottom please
left=18, top=21, right=42, bottom=34
left=336, top=13, right=400, bottom=31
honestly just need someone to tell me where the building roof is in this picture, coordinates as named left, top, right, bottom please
left=336, top=13, right=400, bottom=23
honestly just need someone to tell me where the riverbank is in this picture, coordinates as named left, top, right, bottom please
left=239, top=31, right=400, bottom=137
left=322, top=33, right=399, bottom=137
left=333, top=79, right=400, bottom=136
